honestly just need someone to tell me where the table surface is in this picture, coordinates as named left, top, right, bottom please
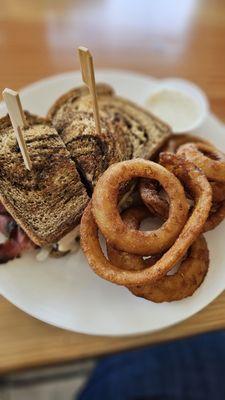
left=1, top=0, right=225, bottom=374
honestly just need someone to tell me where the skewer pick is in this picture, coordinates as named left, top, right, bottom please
left=78, top=46, right=101, bottom=135
left=2, top=88, right=32, bottom=170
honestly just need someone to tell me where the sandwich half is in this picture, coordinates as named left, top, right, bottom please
left=0, top=112, right=89, bottom=247
left=47, top=83, right=171, bottom=193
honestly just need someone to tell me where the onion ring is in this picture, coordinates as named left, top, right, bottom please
left=139, top=179, right=168, bottom=219
left=140, top=180, right=225, bottom=231
left=210, top=181, right=225, bottom=203
left=140, top=166, right=225, bottom=227
left=178, top=142, right=225, bottom=182
left=204, top=200, right=225, bottom=232
left=80, top=154, right=212, bottom=286
left=107, top=208, right=209, bottom=302
left=92, top=159, right=189, bottom=255
left=129, top=236, right=209, bottom=303
left=107, top=207, right=161, bottom=271
left=162, top=134, right=212, bottom=154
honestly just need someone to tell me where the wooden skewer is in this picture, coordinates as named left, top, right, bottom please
left=2, top=88, right=32, bottom=170
left=78, top=46, right=101, bottom=135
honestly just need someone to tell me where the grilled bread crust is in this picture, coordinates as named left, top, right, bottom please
left=0, top=112, right=89, bottom=246
left=47, top=84, right=172, bottom=191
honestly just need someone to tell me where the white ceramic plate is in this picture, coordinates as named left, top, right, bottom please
left=0, top=70, right=225, bottom=336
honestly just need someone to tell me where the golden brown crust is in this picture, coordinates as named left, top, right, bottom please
left=129, top=235, right=209, bottom=302
left=204, top=200, right=225, bottom=232
left=92, top=159, right=189, bottom=256
left=139, top=178, right=169, bottom=218
left=211, top=181, right=225, bottom=203
left=106, top=207, right=209, bottom=302
left=161, top=133, right=212, bottom=153
left=178, top=142, right=225, bottom=182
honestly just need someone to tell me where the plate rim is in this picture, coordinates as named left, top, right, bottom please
left=0, top=69, right=224, bottom=336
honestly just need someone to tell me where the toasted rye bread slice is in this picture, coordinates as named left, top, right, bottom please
left=47, top=83, right=171, bottom=191
left=0, top=112, right=89, bottom=246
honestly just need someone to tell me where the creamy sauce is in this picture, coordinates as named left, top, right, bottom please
left=146, top=89, right=201, bottom=132
left=58, top=225, right=80, bottom=253
left=36, top=247, right=51, bottom=262
left=35, top=226, right=80, bottom=261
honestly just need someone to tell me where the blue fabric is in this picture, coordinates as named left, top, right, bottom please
left=78, top=330, right=225, bottom=400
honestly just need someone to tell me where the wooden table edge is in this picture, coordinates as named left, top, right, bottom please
left=0, top=289, right=225, bottom=375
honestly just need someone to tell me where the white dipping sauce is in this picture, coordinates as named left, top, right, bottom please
left=146, top=89, right=201, bottom=132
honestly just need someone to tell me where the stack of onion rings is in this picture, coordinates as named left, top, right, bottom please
left=176, top=142, right=225, bottom=231
left=141, top=140, right=225, bottom=232
left=80, top=131, right=225, bottom=303
left=81, top=155, right=212, bottom=297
